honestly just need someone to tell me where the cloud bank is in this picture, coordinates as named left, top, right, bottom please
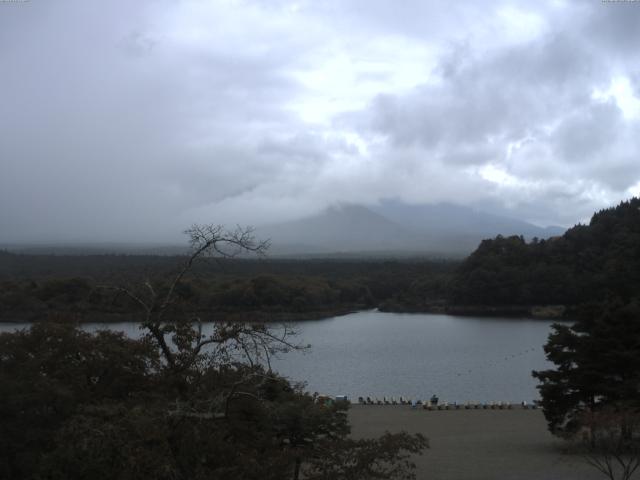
left=1, top=0, right=639, bottom=242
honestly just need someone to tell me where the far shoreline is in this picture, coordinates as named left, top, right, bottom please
left=0, top=304, right=573, bottom=323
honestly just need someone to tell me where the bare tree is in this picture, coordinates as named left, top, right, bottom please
left=19, top=224, right=428, bottom=479
left=100, top=224, right=302, bottom=412
left=577, top=407, right=640, bottom=480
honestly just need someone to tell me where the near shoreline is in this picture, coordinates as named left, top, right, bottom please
left=348, top=405, right=601, bottom=480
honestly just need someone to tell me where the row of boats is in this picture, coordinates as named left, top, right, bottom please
left=357, top=396, right=540, bottom=409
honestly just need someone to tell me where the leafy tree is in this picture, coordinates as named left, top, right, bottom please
left=0, top=322, right=158, bottom=479
left=0, top=224, right=427, bottom=479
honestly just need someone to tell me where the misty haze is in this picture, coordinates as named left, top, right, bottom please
left=2, top=1, right=640, bottom=480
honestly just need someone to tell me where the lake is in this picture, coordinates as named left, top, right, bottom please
left=0, top=310, right=561, bottom=403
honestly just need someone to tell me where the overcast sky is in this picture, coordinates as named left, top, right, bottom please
left=1, top=0, right=640, bottom=243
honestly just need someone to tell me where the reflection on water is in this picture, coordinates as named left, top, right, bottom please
left=0, top=310, right=562, bottom=403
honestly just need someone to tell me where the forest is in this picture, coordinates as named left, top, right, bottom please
left=2, top=198, right=639, bottom=322
left=0, top=254, right=454, bottom=322
left=0, top=198, right=638, bottom=322
left=450, top=197, right=640, bottom=310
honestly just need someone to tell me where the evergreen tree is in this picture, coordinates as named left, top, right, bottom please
left=533, top=300, right=640, bottom=436
left=452, top=197, right=640, bottom=308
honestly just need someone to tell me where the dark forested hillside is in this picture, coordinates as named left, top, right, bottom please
left=450, top=198, right=640, bottom=308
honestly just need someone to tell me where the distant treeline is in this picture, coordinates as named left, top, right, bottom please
left=2, top=197, right=638, bottom=321
left=0, top=254, right=455, bottom=321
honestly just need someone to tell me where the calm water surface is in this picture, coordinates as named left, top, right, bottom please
left=0, top=310, right=561, bottom=403
left=271, top=310, right=560, bottom=403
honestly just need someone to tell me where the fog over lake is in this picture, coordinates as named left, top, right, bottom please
left=1, top=310, right=560, bottom=403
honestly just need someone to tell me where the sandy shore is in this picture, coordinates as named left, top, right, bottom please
left=348, top=405, right=605, bottom=480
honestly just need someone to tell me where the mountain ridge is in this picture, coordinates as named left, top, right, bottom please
left=257, top=201, right=565, bottom=257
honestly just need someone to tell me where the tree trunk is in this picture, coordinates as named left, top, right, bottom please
left=293, top=456, right=301, bottom=480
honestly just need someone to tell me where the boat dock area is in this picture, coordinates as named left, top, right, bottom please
left=356, top=396, right=539, bottom=410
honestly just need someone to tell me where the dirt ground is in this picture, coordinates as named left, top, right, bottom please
left=348, top=405, right=607, bottom=480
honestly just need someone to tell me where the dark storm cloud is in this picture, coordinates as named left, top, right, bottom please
left=1, top=0, right=639, bottom=242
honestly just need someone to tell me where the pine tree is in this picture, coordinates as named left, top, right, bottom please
left=533, top=300, right=640, bottom=436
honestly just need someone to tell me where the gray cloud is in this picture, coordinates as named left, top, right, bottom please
left=1, top=0, right=640, bottom=243
left=551, top=100, right=622, bottom=164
